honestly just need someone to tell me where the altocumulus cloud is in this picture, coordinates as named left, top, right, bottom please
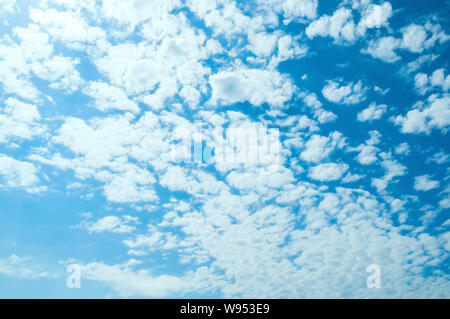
left=0, top=0, right=448, bottom=298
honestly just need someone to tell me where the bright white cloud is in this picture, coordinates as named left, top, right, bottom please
left=414, top=175, right=440, bottom=192
left=0, top=154, right=42, bottom=192
left=300, top=132, right=345, bottom=163
left=0, top=0, right=15, bottom=13
left=306, top=8, right=356, bottom=43
left=363, top=36, right=401, bottom=63
left=415, top=68, right=450, bottom=95
left=393, top=94, right=450, bottom=135
left=209, top=68, right=296, bottom=108
left=394, top=142, right=410, bottom=156
left=357, top=2, right=392, bottom=35
left=357, top=102, right=387, bottom=121
left=308, top=163, right=349, bottom=181
left=322, top=79, right=368, bottom=105
left=0, top=98, right=45, bottom=143
left=83, top=81, right=139, bottom=113
left=81, top=215, right=139, bottom=234
left=363, top=21, right=449, bottom=62
left=371, top=154, right=407, bottom=193
left=306, top=3, right=392, bottom=42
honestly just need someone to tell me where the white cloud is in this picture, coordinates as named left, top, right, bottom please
left=357, top=2, right=392, bottom=35
left=427, top=151, right=448, bottom=164
left=102, top=0, right=182, bottom=27
left=394, top=142, right=411, bottom=156
left=301, top=92, right=337, bottom=123
left=348, top=130, right=381, bottom=165
left=281, top=0, right=318, bottom=23
left=30, top=55, right=83, bottom=92
left=0, top=255, right=51, bottom=279
left=209, top=68, right=296, bottom=108
left=227, top=167, right=295, bottom=193
left=0, top=98, right=45, bottom=143
left=356, top=145, right=379, bottom=165
left=401, top=23, right=449, bottom=53
left=414, top=68, right=450, bottom=95
left=247, top=31, right=278, bottom=57
left=80, top=260, right=189, bottom=297
left=393, top=94, right=450, bottom=135
left=322, top=79, right=368, bottom=105
left=81, top=215, right=139, bottom=234
left=103, top=165, right=158, bottom=203
left=29, top=8, right=106, bottom=49
left=306, top=8, right=356, bottom=43
left=357, top=102, right=387, bottom=121
left=400, top=24, right=429, bottom=53
left=0, top=0, right=15, bottom=13
left=371, top=154, right=407, bottom=193
left=342, top=172, right=364, bottom=183
left=414, top=175, right=440, bottom=192
left=0, top=0, right=448, bottom=300
left=308, top=163, right=349, bottom=181
left=300, top=132, right=345, bottom=163
left=0, top=154, right=42, bottom=192
left=306, top=3, right=392, bottom=43
left=363, top=22, right=449, bottom=62
left=363, top=36, right=401, bottom=63
left=83, top=81, right=139, bottom=113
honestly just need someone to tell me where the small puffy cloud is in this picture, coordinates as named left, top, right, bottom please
left=281, top=0, right=318, bottom=22
left=393, top=94, right=450, bottom=135
left=209, top=68, right=296, bottom=108
left=394, top=142, right=411, bottom=156
left=301, top=92, right=337, bottom=123
left=123, top=59, right=165, bottom=95
left=371, top=155, right=407, bottom=193
left=349, top=130, right=381, bottom=165
left=414, top=175, right=440, bottom=192
left=357, top=2, right=392, bottom=35
left=247, top=32, right=279, bottom=57
left=0, top=0, right=15, bottom=13
left=306, top=8, right=356, bottom=43
left=102, top=165, right=158, bottom=203
left=415, top=69, right=450, bottom=95
left=29, top=8, right=106, bottom=48
left=0, top=155, right=42, bottom=192
left=81, top=215, right=139, bottom=234
left=440, top=198, right=450, bottom=209
left=401, top=23, right=449, bottom=53
left=362, top=36, right=401, bottom=63
left=83, top=81, right=139, bottom=113
left=342, top=172, right=364, bottom=183
left=322, top=79, right=368, bottom=105
left=80, top=260, right=188, bottom=298
left=306, top=3, right=391, bottom=43
left=426, top=151, right=448, bottom=164
left=400, top=24, right=429, bottom=53
left=357, top=102, right=387, bottom=121
left=0, top=98, right=45, bottom=143
left=356, top=145, right=379, bottom=165
left=308, top=163, right=349, bottom=181
left=30, top=55, right=83, bottom=92
left=363, top=22, right=449, bottom=63
left=102, top=0, right=182, bottom=27
left=300, top=132, right=345, bottom=163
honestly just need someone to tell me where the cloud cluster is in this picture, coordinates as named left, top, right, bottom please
left=0, top=0, right=448, bottom=299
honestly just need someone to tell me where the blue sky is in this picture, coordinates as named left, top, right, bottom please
left=0, top=0, right=449, bottom=298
